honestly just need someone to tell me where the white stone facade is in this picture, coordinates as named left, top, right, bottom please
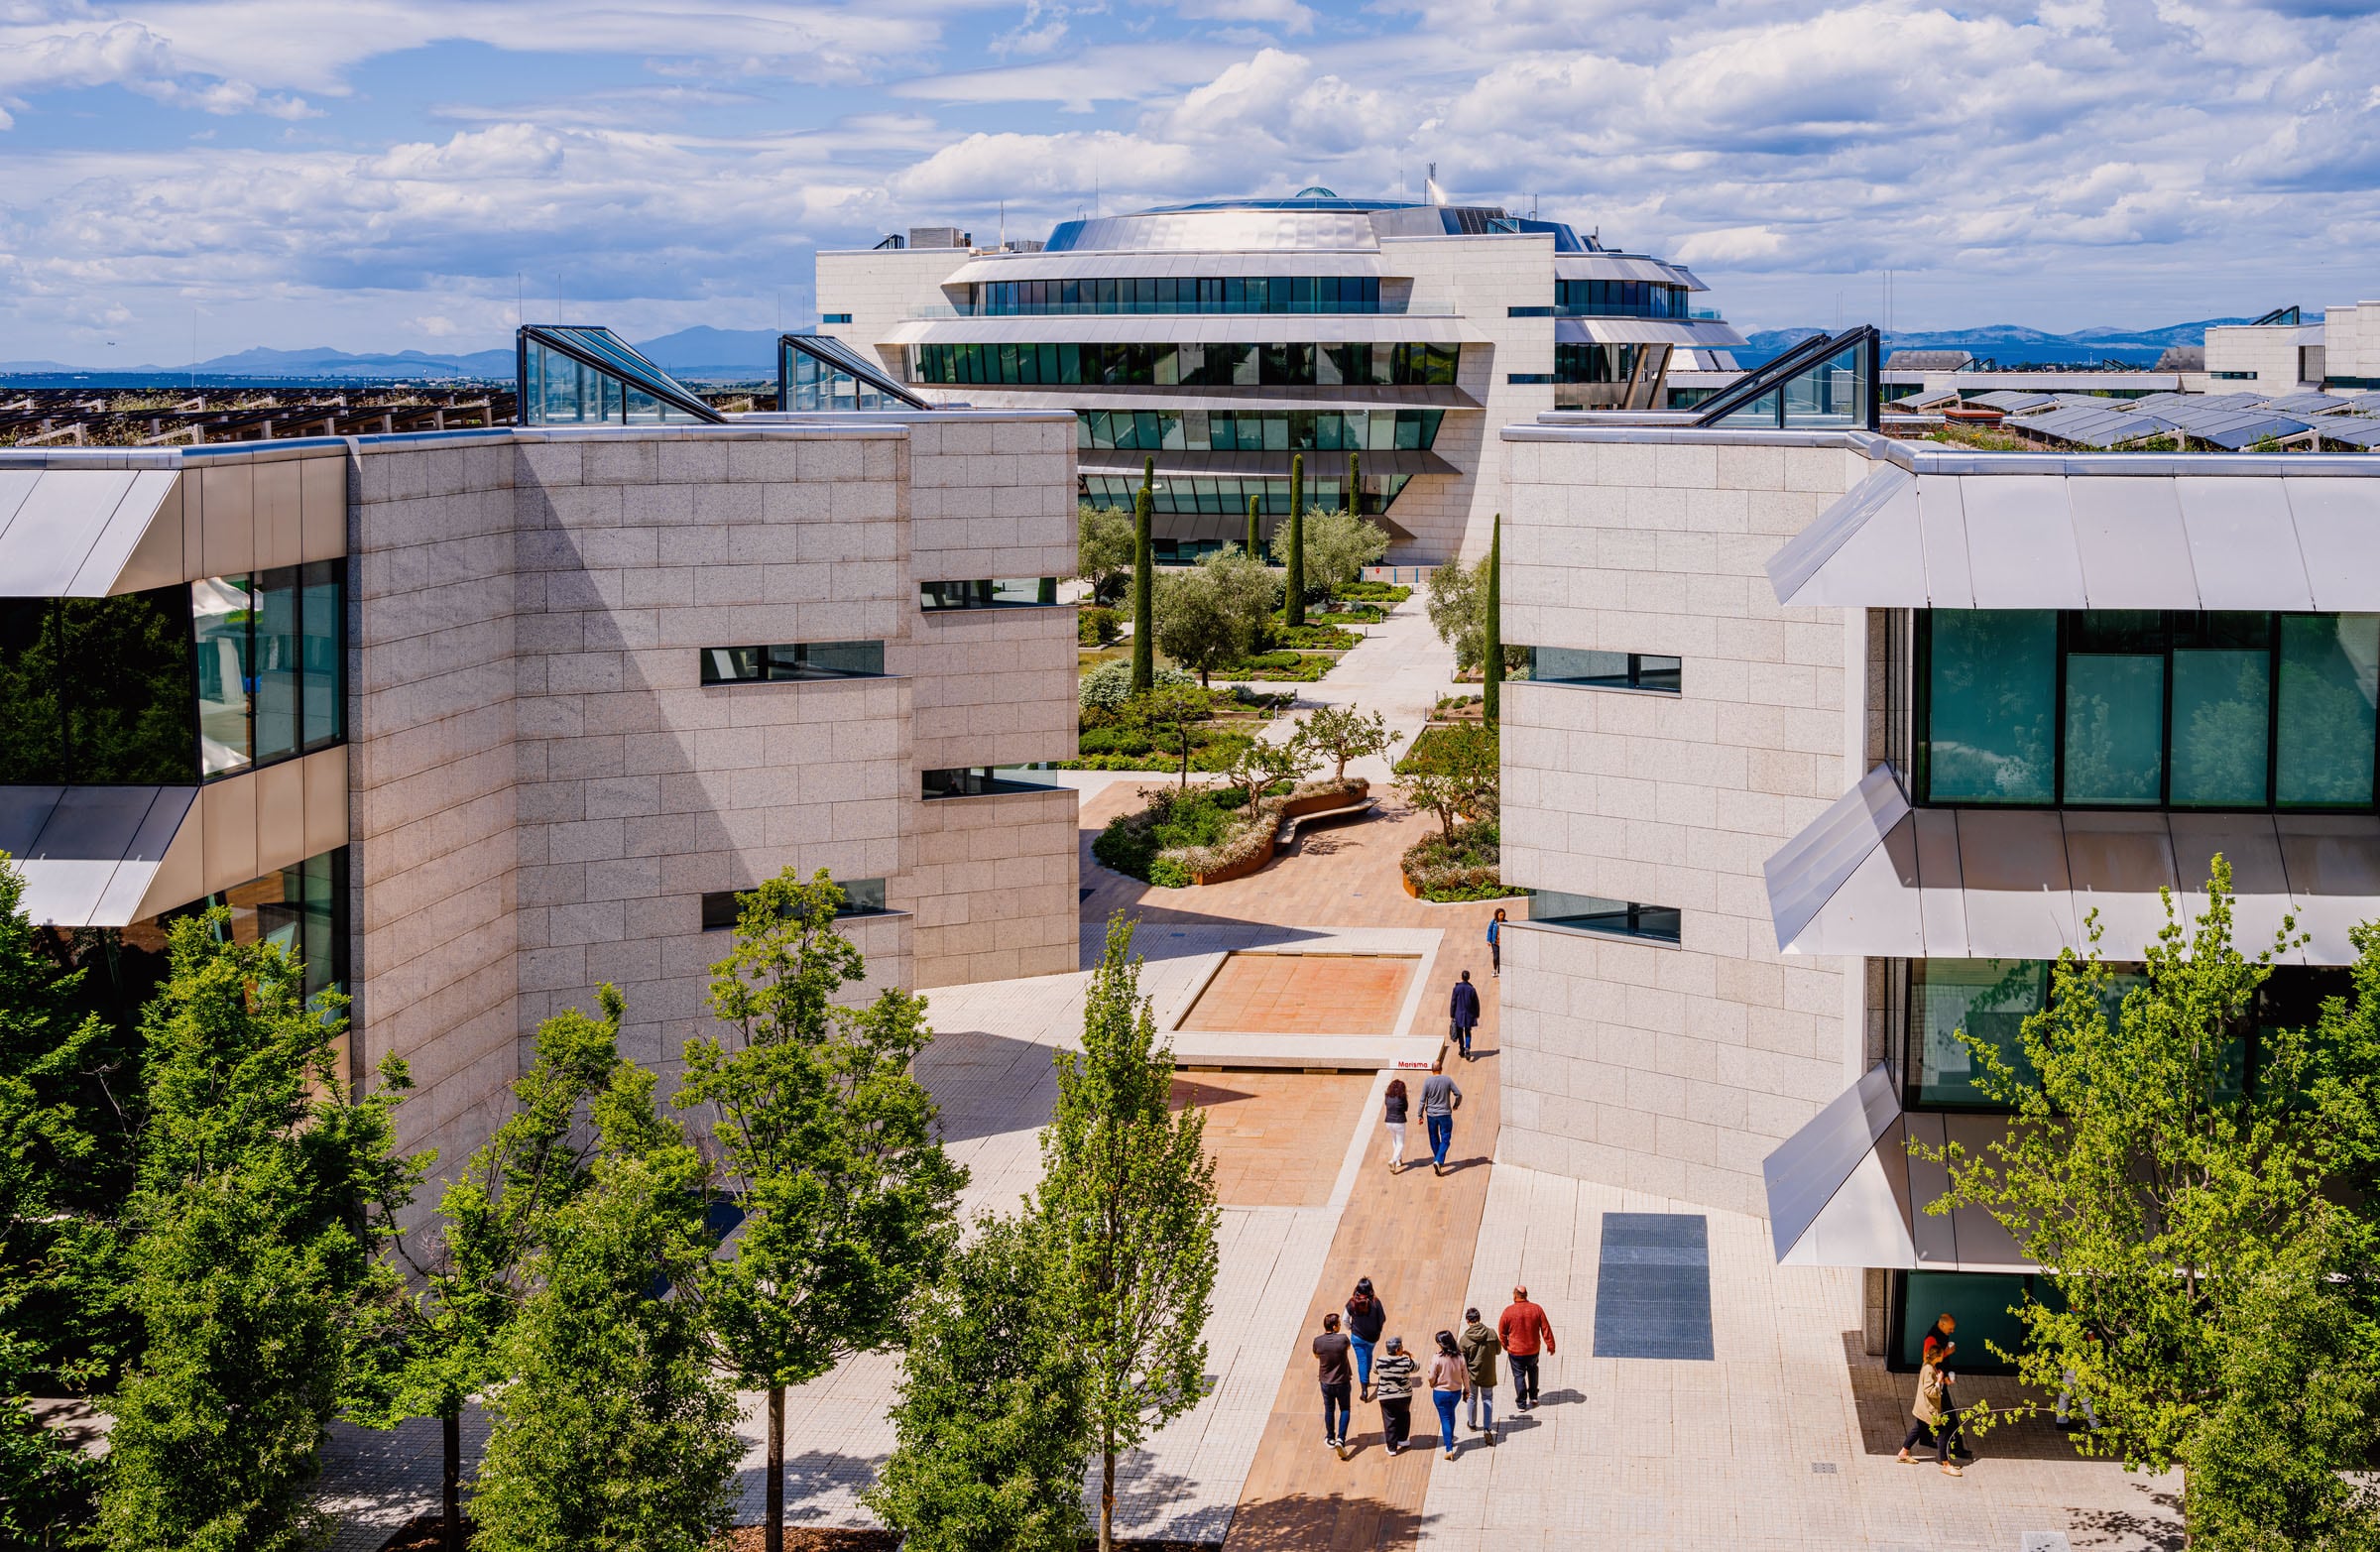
left=347, top=416, right=1079, bottom=1175
left=1493, top=429, right=1868, bottom=1215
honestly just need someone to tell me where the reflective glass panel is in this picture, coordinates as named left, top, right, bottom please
left=210, top=846, right=346, bottom=1007
left=253, top=566, right=299, bottom=766
left=2063, top=611, right=2164, bottom=805
left=1923, top=611, right=2055, bottom=803
left=192, top=575, right=253, bottom=776
left=2171, top=614, right=2271, bottom=806
left=0, top=591, right=200, bottom=783
left=1527, top=890, right=1681, bottom=943
left=1910, top=958, right=2047, bottom=1107
left=299, top=561, right=342, bottom=751
left=1900, top=1271, right=2038, bottom=1372
left=2277, top=613, right=2378, bottom=806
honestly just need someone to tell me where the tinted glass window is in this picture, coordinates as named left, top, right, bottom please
left=1923, top=611, right=2056, bottom=803
left=2277, top=614, right=2377, bottom=806
left=0, top=589, right=200, bottom=785
left=700, top=641, right=887, bottom=682
left=1527, top=891, right=1680, bottom=944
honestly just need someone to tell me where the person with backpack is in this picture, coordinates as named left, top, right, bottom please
left=1345, top=1277, right=1387, bottom=1399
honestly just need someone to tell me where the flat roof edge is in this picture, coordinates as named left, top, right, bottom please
left=1499, top=422, right=2380, bottom=477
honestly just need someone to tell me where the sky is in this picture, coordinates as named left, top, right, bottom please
left=2, top=0, right=2377, bottom=363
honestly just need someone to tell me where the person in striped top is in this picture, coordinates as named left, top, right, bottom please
left=1372, top=1336, right=1419, bottom=1455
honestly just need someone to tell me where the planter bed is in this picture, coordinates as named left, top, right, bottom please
left=1094, top=778, right=1370, bottom=888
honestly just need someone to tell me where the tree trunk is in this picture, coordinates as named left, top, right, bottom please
left=441, top=1408, right=461, bottom=1552
left=767, top=1384, right=785, bottom=1552
left=1100, top=1444, right=1117, bottom=1552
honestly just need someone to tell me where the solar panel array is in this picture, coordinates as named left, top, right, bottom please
left=1993, top=383, right=2380, bottom=451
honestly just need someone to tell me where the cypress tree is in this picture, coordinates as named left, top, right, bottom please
left=1129, top=457, right=1154, bottom=694
left=1244, top=493, right=1259, bottom=560
left=1483, top=514, right=1503, bottom=725
left=1285, top=452, right=1306, bottom=628
left=1347, top=449, right=1361, bottom=519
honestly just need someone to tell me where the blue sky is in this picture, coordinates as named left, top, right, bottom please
left=3, top=0, right=2377, bottom=362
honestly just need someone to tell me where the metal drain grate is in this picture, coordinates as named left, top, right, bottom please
left=1810, top=1462, right=1838, bottom=1475
left=1591, top=1213, right=1715, bottom=1361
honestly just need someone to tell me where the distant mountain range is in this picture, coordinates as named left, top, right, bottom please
left=0, top=325, right=795, bottom=384
left=1739, top=318, right=2246, bottom=369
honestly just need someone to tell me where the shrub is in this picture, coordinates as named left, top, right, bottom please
left=1272, top=623, right=1359, bottom=650
left=1336, top=581, right=1411, bottom=603
left=1080, top=657, right=1194, bottom=712
left=1078, top=606, right=1121, bottom=647
left=1217, top=652, right=1332, bottom=683
left=1313, top=604, right=1385, bottom=625
left=1091, top=785, right=1277, bottom=886
left=1400, top=821, right=1525, bottom=901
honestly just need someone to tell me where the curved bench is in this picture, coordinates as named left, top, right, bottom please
left=1188, top=790, right=1377, bottom=885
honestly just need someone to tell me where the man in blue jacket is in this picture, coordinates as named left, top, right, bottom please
left=1450, top=970, right=1482, bottom=1061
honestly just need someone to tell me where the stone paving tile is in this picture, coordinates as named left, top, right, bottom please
left=1180, top=951, right=1420, bottom=1035
left=1416, top=1162, right=2183, bottom=1552
left=1172, top=1069, right=1379, bottom=1208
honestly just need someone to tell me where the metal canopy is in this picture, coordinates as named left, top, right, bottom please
left=518, top=325, right=724, bottom=423
left=1767, top=463, right=2380, bottom=610
left=883, top=313, right=1482, bottom=347
left=1078, top=448, right=1454, bottom=480
left=0, top=784, right=201, bottom=927
left=0, top=469, right=184, bottom=598
left=1763, top=1062, right=2035, bottom=1270
left=1764, top=764, right=2380, bottom=964
left=1553, top=317, right=1747, bottom=348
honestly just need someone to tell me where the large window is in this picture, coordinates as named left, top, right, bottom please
left=1523, top=648, right=1680, bottom=694
left=0, top=567, right=341, bottom=787
left=191, top=564, right=346, bottom=780
left=1552, top=343, right=1655, bottom=385
left=700, top=641, right=887, bottom=683
left=909, top=340, right=1458, bottom=389
left=211, top=848, right=348, bottom=1007
left=1893, top=1270, right=2051, bottom=1373
left=1917, top=610, right=2380, bottom=810
left=0, top=588, right=200, bottom=785
left=1901, top=957, right=2328, bottom=1109
left=921, top=767, right=1062, bottom=798
left=1078, top=408, right=1442, bottom=454
left=1551, top=279, right=1689, bottom=319
left=977, top=276, right=1381, bottom=315
left=1526, top=891, right=1681, bottom=945
left=919, top=579, right=1059, bottom=611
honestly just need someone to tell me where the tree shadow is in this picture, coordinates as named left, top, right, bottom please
left=1220, top=1487, right=1427, bottom=1551
left=2069, top=1490, right=2187, bottom=1552
left=1836, top=1330, right=2145, bottom=1464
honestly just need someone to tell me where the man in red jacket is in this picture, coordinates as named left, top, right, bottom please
left=1497, top=1285, right=1556, bottom=1411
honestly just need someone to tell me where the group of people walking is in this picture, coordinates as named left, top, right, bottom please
left=1311, top=1279, right=1557, bottom=1460
left=1379, top=949, right=1502, bottom=1179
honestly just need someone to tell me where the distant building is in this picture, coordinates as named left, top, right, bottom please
left=1881, top=349, right=1973, bottom=372
left=817, top=188, right=1746, bottom=563
left=2205, top=305, right=2325, bottom=391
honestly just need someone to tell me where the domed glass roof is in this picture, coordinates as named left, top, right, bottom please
left=1292, top=185, right=1339, bottom=198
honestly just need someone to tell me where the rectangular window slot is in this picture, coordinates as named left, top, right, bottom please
left=1526, top=890, right=1681, bottom=944
left=918, top=578, right=1059, bottom=610
left=1523, top=647, right=1681, bottom=694
left=700, top=640, right=887, bottom=683
left=700, top=878, right=892, bottom=931
left=922, top=767, right=1062, bottom=798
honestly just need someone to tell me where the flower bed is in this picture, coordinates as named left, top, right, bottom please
left=1092, top=777, right=1368, bottom=888
left=1399, top=821, right=1526, bottom=902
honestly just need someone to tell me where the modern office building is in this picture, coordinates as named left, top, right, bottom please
left=1, top=332, right=1079, bottom=1174
left=1491, top=340, right=2380, bottom=1365
left=2204, top=299, right=2380, bottom=393
left=816, top=188, right=1745, bottom=563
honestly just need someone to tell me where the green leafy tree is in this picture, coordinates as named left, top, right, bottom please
left=1222, top=734, right=1317, bottom=811
left=864, top=1210, right=1091, bottom=1552
left=1077, top=503, right=1135, bottom=606
left=1298, top=703, right=1398, bottom=784
left=677, top=870, right=967, bottom=1552
left=1395, top=723, right=1499, bottom=834
left=1284, top=452, right=1306, bottom=627
left=1483, top=515, right=1504, bottom=724
left=1130, top=459, right=1155, bottom=695
left=348, top=991, right=631, bottom=1552
left=471, top=1058, right=740, bottom=1552
left=1035, top=914, right=1218, bottom=1552
left=1425, top=551, right=1524, bottom=678
left=1153, top=546, right=1277, bottom=688
left=1126, top=684, right=1216, bottom=789
left=1284, top=509, right=1390, bottom=604
left=1932, top=860, right=2380, bottom=1547
left=98, top=912, right=422, bottom=1552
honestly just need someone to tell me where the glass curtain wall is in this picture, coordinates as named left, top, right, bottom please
left=1918, top=610, right=2380, bottom=809
left=1078, top=409, right=1443, bottom=454
left=1553, top=280, right=1689, bottom=318
left=523, top=336, right=706, bottom=424
left=786, top=348, right=894, bottom=412
left=699, top=641, right=887, bottom=682
left=191, top=564, right=346, bottom=780
left=977, top=277, right=1381, bottom=315
left=1707, top=336, right=1873, bottom=429
left=910, top=340, right=1459, bottom=389
left=1080, top=473, right=1410, bottom=517
left=1552, top=344, right=1652, bottom=385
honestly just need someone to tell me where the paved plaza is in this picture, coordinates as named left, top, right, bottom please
left=312, top=590, right=2184, bottom=1551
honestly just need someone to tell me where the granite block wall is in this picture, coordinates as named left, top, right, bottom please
left=1494, top=429, right=1869, bottom=1215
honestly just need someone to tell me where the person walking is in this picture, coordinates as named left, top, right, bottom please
left=1313, top=1312, right=1354, bottom=1458
left=1897, top=1355, right=1964, bottom=1476
left=1382, top=1079, right=1410, bottom=1174
left=1421, top=1060, right=1463, bottom=1176
left=1459, top=1306, right=1500, bottom=1443
left=1428, top=1331, right=1468, bottom=1460
left=1497, top=1285, right=1555, bottom=1410
left=1488, top=907, right=1506, bottom=978
left=1346, top=1278, right=1387, bottom=1400
left=1450, top=970, right=1482, bottom=1061
left=1373, top=1336, right=1418, bottom=1455
left=1919, top=1314, right=1975, bottom=1463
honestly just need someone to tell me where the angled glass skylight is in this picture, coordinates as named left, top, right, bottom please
left=780, top=333, right=927, bottom=413
left=1693, top=324, right=1878, bottom=431
left=517, top=325, right=724, bottom=425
